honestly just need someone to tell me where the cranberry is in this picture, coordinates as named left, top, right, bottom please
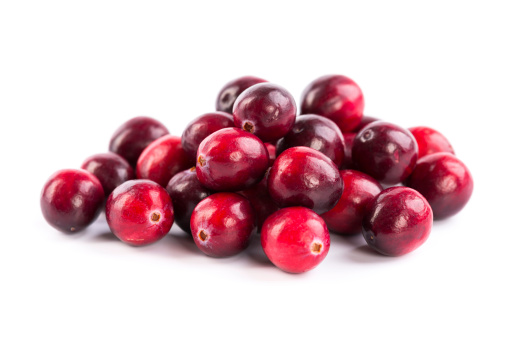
left=353, top=115, right=379, bottom=132
left=216, top=76, right=267, bottom=114
left=81, top=153, right=134, bottom=196
left=190, top=193, right=255, bottom=257
left=41, top=169, right=105, bottom=234
left=261, top=207, right=330, bottom=273
left=362, top=186, right=433, bottom=256
left=136, top=135, right=193, bottom=188
left=268, top=146, right=343, bottom=214
left=196, top=127, right=269, bottom=191
left=352, top=121, right=418, bottom=185
left=109, top=116, right=169, bottom=167
left=408, top=126, right=455, bottom=158
left=106, top=180, right=174, bottom=246
left=321, top=170, right=382, bottom=235
left=265, top=143, right=276, bottom=167
left=341, top=132, right=356, bottom=169
left=301, top=75, right=364, bottom=132
left=166, top=167, right=212, bottom=234
left=233, top=83, right=297, bottom=142
left=276, top=114, right=345, bottom=167
left=404, top=153, right=473, bottom=219
left=181, top=112, right=235, bottom=160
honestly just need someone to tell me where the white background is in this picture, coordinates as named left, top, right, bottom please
left=1, top=1, right=506, bottom=337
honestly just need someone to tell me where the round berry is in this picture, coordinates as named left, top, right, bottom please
left=216, top=76, right=267, bottom=114
left=81, top=153, right=134, bottom=196
left=408, top=126, right=455, bottom=158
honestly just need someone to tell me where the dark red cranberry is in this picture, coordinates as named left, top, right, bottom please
left=404, top=153, right=473, bottom=220
left=301, top=75, right=364, bottom=132
left=408, top=126, right=455, bottom=158
left=362, top=186, right=432, bottom=256
left=137, top=135, right=193, bottom=188
left=276, top=114, right=345, bottom=167
left=341, top=132, right=356, bottom=169
left=109, top=116, right=169, bottom=167
left=261, top=207, right=330, bottom=273
left=181, top=112, right=235, bottom=160
left=265, top=143, right=276, bottom=167
left=81, top=153, right=134, bottom=196
left=233, top=83, right=296, bottom=142
left=190, top=193, right=255, bottom=257
left=106, top=180, right=174, bottom=246
left=268, top=147, right=343, bottom=214
left=352, top=121, right=418, bottom=185
left=321, top=170, right=382, bottom=235
left=353, top=115, right=379, bottom=132
left=166, top=167, right=213, bottom=234
left=216, top=76, right=267, bottom=114
left=196, top=127, right=269, bottom=191
left=41, top=169, right=105, bottom=234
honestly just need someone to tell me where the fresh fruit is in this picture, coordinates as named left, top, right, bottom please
left=81, top=153, right=134, bottom=196
left=408, top=126, right=454, bottom=158
left=216, top=76, right=267, bottom=114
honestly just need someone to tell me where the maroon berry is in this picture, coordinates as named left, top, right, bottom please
left=166, top=167, right=212, bottom=234
left=276, top=114, right=345, bottom=167
left=181, top=112, right=235, bottom=160
left=196, top=127, right=269, bottom=191
left=265, top=143, right=276, bottom=167
left=136, top=135, right=193, bottom=188
left=216, top=76, right=267, bottom=114
left=109, top=116, right=169, bottom=167
left=106, top=180, right=174, bottom=246
left=341, top=132, right=356, bottom=169
left=352, top=121, right=418, bottom=185
left=190, top=193, right=255, bottom=257
left=268, top=147, right=343, bottom=214
left=261, top=207, right=330, bottom=273
left=404, top=153, right=473, bottom=220
left=233, top=83, right=297, bottom=142
left=81, top=153, right=134, bottom=196
left=362, top=187, right=433, bottom=256
left=41, top=169, right=105, bottom=234
left=408, top=126, right=455, bottom=158
left=353, top=115, right=379, bottom=133
left=301, top=75, right=364, bottom=132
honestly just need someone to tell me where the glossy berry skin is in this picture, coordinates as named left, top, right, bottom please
left=408, top=126, right=455, bottom=158
left=196, top=128, right=269, bottom=191
left=136, top=135, right=193, bottom=188
left=233, top=83, right=297, bottom=142
left=106, top=180, right=174, bottom=246
left=109, top=116, right=169, bottom=167
left=41, top=169, right=105, bottom=234
left=261, top=207, right=330, bottom=274
left=352, top=121, right=418, bottom=185
left=166, top=167, right=212, bottom=234
left=181, top=112, right=235, bottom=160
left=341, top=132, right=356, bottom=169
left=216, top=76, right=267, bottom=114
left=276, top=114, right=345, bottom=167
left=190, top=193, right=255, bottom=257
left=321, top=170, right=383, bottom=235
left=404, top=153, right=473, bottom=220
left=265, top=143, right=276, bottom=167
left=353, top=115, right=379, bottom=133
left=81, top=153, right=134, bottom=196
left=362, top=187, right=433, bottom=256
left=268, top=147, right=343, bottom=214
left=301, top=75, right=364, bottom=132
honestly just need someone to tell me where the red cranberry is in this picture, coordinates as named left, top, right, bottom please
left=276, top=114, right=345, bottom=167
left=408, top=126, right=455, bottom=158
left=268, top=146, right=343, bottom=214
left=41, top=169, right=105, bottom=234
left=404, top=153, right=473, bottom=220
left=261, top=207, right=330, bottom=273
left=301, top=75, right=364, bottom=132
left=190, top=192, right=255, bottom=257
left=181, top=112, right=235, bottom=160
left=81, top=153, right=134, bottom=196
left=353, top=115, right=379, bottom=132
left=362, top=186, right=433, bottom=256
left=136, top=135, right=193, bottom=188
left=352, top=121, right=418, bottom=185
left=265, top=143, right=276, bottom=167
left=216, top=76, right=267, bottom=114
left=321, top=170, right=382, bottom=235
left=109, top=116, right=169, bottom=167
left=166, top=167, right=212, bottom=234
left=341, top=132, right=356, bottom=169
left=233, top=83, right=297, bottom=142
left=106, top=180, right=174, bottom=246
left=196, top=127, right=269, bottom=191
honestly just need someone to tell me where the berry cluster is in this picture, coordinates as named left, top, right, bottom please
left=40, top=75, right=474, bottom=274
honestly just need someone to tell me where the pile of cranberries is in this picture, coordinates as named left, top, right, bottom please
left=40, top=75, right=474, bottom=274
